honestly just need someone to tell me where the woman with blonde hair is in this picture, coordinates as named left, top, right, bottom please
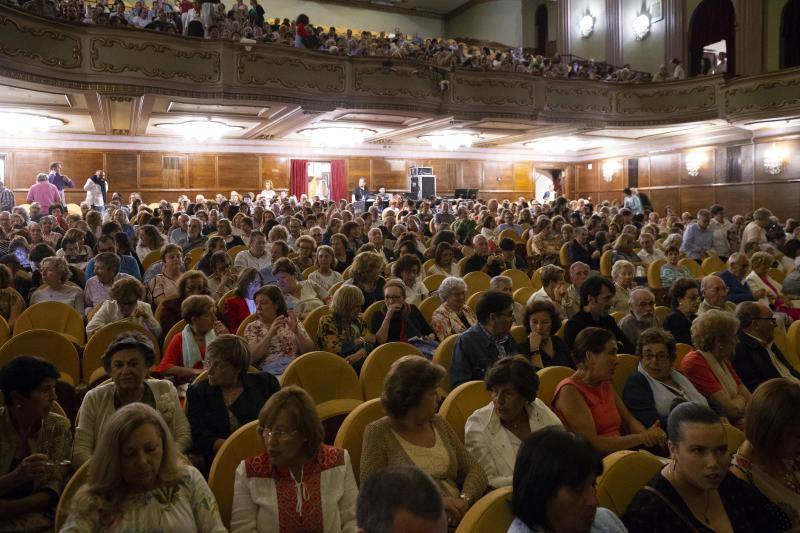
left=344, top=251, right=385, bottom=310
left=63, top=403, right=225, bottom=532
left=318, top=285, right=375, bottom=374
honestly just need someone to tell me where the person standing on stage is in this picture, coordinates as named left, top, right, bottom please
left=47, top=161, right=74, bottom=205
left=353, top=177, right=370, bottom=202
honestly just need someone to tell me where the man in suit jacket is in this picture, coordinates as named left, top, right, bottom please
left=717, top=253, right=762, bottom=303
left=450, top=291, right=517, bottom=388
left=733, top=302, right=800, bottom=392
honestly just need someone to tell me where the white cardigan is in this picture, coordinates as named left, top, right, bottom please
left=73, top=379, right=191, bottom=466
left=744, top=270, right=782, bottom=308
left=465, top=400, right=562, bottom=488
left=83, top=177, right=106, bottom=206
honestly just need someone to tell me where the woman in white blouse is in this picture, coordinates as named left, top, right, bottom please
left=72, top=332, right=191, bottom=466
left=392, top=254, right=429, bottom=307
left=231, top=386, right=358, bottom=533
left=465, top=356, right=562, bottom=488
left=83, top=171, right=108, bottom=212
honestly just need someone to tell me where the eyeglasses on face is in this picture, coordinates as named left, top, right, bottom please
left=258, top=427, right=298, bottom=442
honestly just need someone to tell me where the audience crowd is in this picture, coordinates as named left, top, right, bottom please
left=1, top=164, right=799, bottom=532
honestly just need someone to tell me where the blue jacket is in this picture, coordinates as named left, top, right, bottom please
left=450, top=323, right=517, bottom=389
left=85, top=254, right=141, bottom=280
left=717, top=270, right=754, bottom=303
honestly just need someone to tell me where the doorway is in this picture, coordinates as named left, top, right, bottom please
left=307, top=161, right=331, bottom=201
left=534, top=170, right=555, bottom=202
left=534, top=4, right=548, bottom=56
left=688, top=0, right=735, bottom=76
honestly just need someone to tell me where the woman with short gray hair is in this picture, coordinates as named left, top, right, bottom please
left=431, top=276, right=476, bottom=341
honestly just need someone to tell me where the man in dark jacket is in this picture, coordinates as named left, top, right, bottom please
left=564, top=276, right=634, bottom=354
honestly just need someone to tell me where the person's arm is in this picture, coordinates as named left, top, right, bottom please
left=464, top=412, right=511, bottom=489
left=165, top=382, right=192, bottom=453
left=156, top=334, right=197, bottom=378
left=709, top=390, right=746, bottom=420
left=358, top=422, right=387, bottom=486
left=186, top=384, right=220, bottom=459
left=440, top=417, right=487, bottom=504
left=86, top=300, right=112, bottom=336
left=294, top=321, right=314, bottom=354
left=187, top=466, right=227, bottom=532
left=83, top=179, right=92, bottom=192
left=230, top=461, right=259, bottom=533
left=339, top=451, right=359, bottom=533
left=374, top=308, right=396, bottom=344
left=622, top=374, right=665, bottom=428
left=72, top=390, right=99, bottom=466
left=449, top=337, right=475, bottom=389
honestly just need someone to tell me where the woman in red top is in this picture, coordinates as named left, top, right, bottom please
left=158, top=294, right=228, bottom=383
left=294, top=13, right=311, bottom=48
left=554, top=327, right=667, bottom=454
left=223, top=267, right=261, bottom=334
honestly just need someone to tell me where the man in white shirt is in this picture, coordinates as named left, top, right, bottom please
left=713, top=52, right=727, bottom=75
left=670, top=58, right=685, bottom=80
left=234, top=231, right=269, bottom=271
left=740, top=207, right=771, bottom=252
left=637, top=233, right=665, bottom=266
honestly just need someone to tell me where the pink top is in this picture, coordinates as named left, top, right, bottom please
left=553, top=376, right=622, bottom=437
left=26, top=181, right=62, bottom=210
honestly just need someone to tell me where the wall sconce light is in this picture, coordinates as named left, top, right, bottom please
left=685, top=151, right=708, bottom=176
left=602, top=159, right=621, bottom=182
left=579, top=11, right=595, bottom=38
left=632, top=13, right=651, bottom=40
left=763, top=143, right=789, bottom=175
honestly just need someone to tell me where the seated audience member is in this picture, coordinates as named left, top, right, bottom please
left=83, top=251, right=131, bottom=311
left=244, top=285, right=314, bottom=375
left=611, top=234, right=643, bottom=270
left=372, top=279, right=436, bottom=345
left=216, top=218, right=245, bottom=249
left=344, top=251, right=386, bottom=310
left=623, top=328, right=709, bottom=428
left=330, top=233, right=354, bottom=273
left=660, top=246, right=693, bottom=288
left=679, top=309, right=751, bottom=427
left=609, top=259, right=635, bottom=314
left=85, top=234, right=142, bottom=279
left=195, top=236, right=227, bottom=276
left=431, top=276, right=477, bottom=341
left=157, top=294, right=229, bottom=381
left=508, top=427, right=627, bottom=533
left=718, top=253, right=758, bottom=303
left=145, top=243, right=183, bottom=306
left=318, top=284, right=375, bottom=374
left=529, top=264, right=569, bottom=319
left=29, top=256, right=84, bottom=314
left=562, top=261, right=589, bottom=318
left=746, top=251, right=800, bottom=320
left=180, top=217, right=206, bottom=253
left=233, top=230, right=269, bottom=271
left=86, top=277, right=161, bottom=337
left=231, top=386, right=358, bottom=532
left=206, top=250, right=238, bottom=301
left=732, top=378, right=800, bottom=527
left=292, top=234, right=316, bottom=271
left=429, top=241, right=460, bottom=277
left=450, top=291, right=518, bottom=388
left=465, top=357, right=562, bottom=488
left=490, top=275, right=526, bottom=325
left=63, top=403, right=225, bottom=532
left=618, top=287, right=661, bottom=347
left=520, top=299, right=573, bottom=368
left=156, top=270, right=210, bottom=340
left=361, top=356, right=488, bottom=529
left=392, top=254, right=429, bottom=307
left=222, top=267, right=261, bottom=334
left=568, top=226, right=600, bottom=271
left=308, top=244, right=343, bottom=292
left=272, top=257, right=326, bottom=319
left=563, top=276, right=634, bottom=353
left=357, top=466, right=447, bottom=533
left=663, top=278, right=699, bottom=345
left=0, top=356, right=71, bottom=531
left=0, top=254, right=33, bottom=302
left=637, top=232, right=665, bottom=266
left=553, top=327, right=667, bottom=453
left=497, top=237, right=526, bottom=270
left=0, top=263, right=24, bottom=328
left=733, top=302, right=800, bottom=391
left=186, top=335, right=280, bottom=468
left=698, top=274, right=736, bottom=314
left=73, top=333, right=191, bottom=466
left=134, top=224, right=164, bottom=262
left=623, top=402, right=791, bottom=532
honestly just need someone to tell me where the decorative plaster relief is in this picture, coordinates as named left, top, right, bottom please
left=90, top=38, right=220, bottom=83
left=725, top=78, right=800, bottom=115
left=451, top=76, right=533, bottom=107
left=544, top=85, right=612, bottom=114
left=353, top=66, right=437, bottom=100
left=0, top=15, right=81, bottom=68
left=616, top=85, right=716, bottom=115
left=237, top=53, right=345, bottom=93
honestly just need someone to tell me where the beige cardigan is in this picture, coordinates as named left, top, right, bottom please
left=360, top=415, right=487, bottom=502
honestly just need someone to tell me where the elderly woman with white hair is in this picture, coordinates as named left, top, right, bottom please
left=431, top=276, right=477, bottom=341
left=609, top=260, right=635, bottom=314
left=29, top=256, right=84, bottom=315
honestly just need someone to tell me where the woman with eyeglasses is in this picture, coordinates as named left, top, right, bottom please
left=371, top=280, right=436, bottom=346
left=230, top=386, right=358, bottom=532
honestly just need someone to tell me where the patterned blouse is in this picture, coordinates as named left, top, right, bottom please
left=318, top=315, right=369, bottom=355
left=243, top=317, right=309, bottom=374
left=431, top=303, right=477, bottom=342
left=146, top=273, right=180, bottom=307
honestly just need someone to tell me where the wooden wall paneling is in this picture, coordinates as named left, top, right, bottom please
left=187, top=154, right=217, bottom=190
left=105, top=152, right=139, bottom=191
left=596, top=191, right=623, bottom=205
left=649, top=153, right=679, bottom=187
left=370, top=158, right=407, bottom=191
left=260, top=156, right=289, bottom=190
left=680, top=186, right=714, bottom=215
left=575, top=163, right=598, bottom=195
left=347, top=158, right=371, bottom=192
left=754, top=139, right=800, bottom=182
left=637, top=157, right=651, bottom=188
left=51, top=151, right=103, bottom=187
left=714, top=184, right=754, bottom=217
left=739, top=144, right=755, bottom=183
left=218, top=154, right=260, bottom=190
left=430, top=159, right=458, bottom=194
left=513, top=162, right=533, bottom=194
left=713, top=147, right=728, bottom=184
left=647, top=188, right=681, bottom=214
left=459, top=160, right=482, bottom=190
left=12, top=150, right=50, bottom=189
left=755, top=182, right=799, bottom=221
left=482, top=161, right=514, bottom=192
left=139, top=152, right=166, bottom=188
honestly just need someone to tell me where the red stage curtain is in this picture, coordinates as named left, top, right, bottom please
left=330, top=160, right=347, bottom=203
left=289, top=159, right=308, bottom=199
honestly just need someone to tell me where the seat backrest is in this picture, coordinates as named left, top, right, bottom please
left=82, top=320, right=162, bottom=383
left=466, top=291, right=485, bottom=312
left=14, top=301, right=86, bottom=345
left=654, top=305, right=669, bottom=323
left=678, top=258, right=703, bottom=278
left=0, top=315, right=9, bottom=347
left=559, top=242, right=570, bottom=267
left=501, top=269, right=532, bottom=290
left=328, top=281, right=344, bottom=296
left=530, top=268, right=543, bottom=290
left=509, top=324, right=527, bottom=344
left=463, top=271, right=491, bottom=296
left=611, top=311, right=627, bottom=323
left=0, top=329, right=81, bottom=384
left=418, top=295, right=442, bottom=327
left=784, top=320, right=800, bottom=370
left=701, top=255, right=726, bottom=276
left=600, top=250, right=613, bottom=276
left=723, top=423, right=745, bottom=456
left=302, top=265, right=318, bottom=279
left=363, top=300, right=385, bottom=333
left=422, top=258, right=436, bottom=275
left=236, top=314, right=259, bottom=336
left=360, top=343, right=423, bottom=400
left=513, top=286, right=534, bottom=306
left=216, top=289, right=238, bottom=315
left=439, top=381, right=491, bottom=443
left=302, top=304, right=331, bottom=343
left=226, top=245, right=247, bottom=261
left=432, top=334, right=460, bottom=393
left=647, top=259, right=666, bottom=289
left=163, top=319, right=186, bottom=354
left=674, top=343, right=694, bottom=369
left=423, top=274, right=446, bottom=293
left=141, top=249, right=162, bottom=272
left=596, top=450, right=664, bottom=515
left=497, top=228, right=520, bottom=243
left=454, top=486, right=514, bottom=533
left=208, top=420, right=265, bottom=528
left=281, top=351, right=362, bottom=403
left=536, top=365, right=573, bottom=406
left=333, top=398, right=384, bottom=483
left=54, top=460, right=91, bottom=531
left=612, top=354, right=639, bottom=397
left=768, top=267, right=786, bottom=283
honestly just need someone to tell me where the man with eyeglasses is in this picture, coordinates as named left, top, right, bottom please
left=733, top=302, right=800, bottom=392
left=698, top=274, right=736, bottom=315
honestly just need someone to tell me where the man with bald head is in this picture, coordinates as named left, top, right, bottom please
left=472, top=234, right=490, bottom=257
left=619, top=287, right=660, bottom=347
left=698, top=274, right=736, bottom=314
left=717, top=253, right=763, bottom=303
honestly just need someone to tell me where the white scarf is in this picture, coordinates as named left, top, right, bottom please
left=637, top=363, right=708, bottom=417
left=181, top=324, right=215, bottom=369
left=699, top=350, right=738, bottom=399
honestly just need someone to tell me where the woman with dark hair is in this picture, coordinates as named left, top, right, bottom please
left=553, top=327, right=667, bottom=453
left=330, top=233, right=354, bottom=273
left=294, top=13, right=313, bottom=48
left=221, top=267, right=261, bottom=333
left=521, top=299, right=573, bottom=368
left=0, top=263, right=25, bottom=328
left=508, top=427, right=625, bottom=533
left=360, top=356, right=487, bottom=529
left=623, top=402, right=791, bottom=532
left=391, top=253, right=428, bottom=306
left=156, top=270, right=210, bottom=342
left=272, top=257, right=327, bottom=320
left=187, top=335, right=280, bottom=468
left=429, top=241, right=460, bottom=277
left=195, top=235, right=227, bottom=277
left=371, top=279, right=436, bottom=348
left=465, top=357, right=562, bottom=488
left=0, top=356, right=71, bottom=532
left=663, top=277, right=700, bottom=345
left=135, top=224, right=164, bottom=262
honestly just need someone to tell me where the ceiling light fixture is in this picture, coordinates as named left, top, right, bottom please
left=579, top=12, right=595, bottom=38
left=0, top=111, right=64, bottom=135
left=602, top=159, right=621, bottom=182
left=419, top=131, right=479, bottom=151
left=685, top=150, right=708, bottom=176
left=297, top=126, right=377, bottom=148
left=155, top=118, right=244, bottom=140
left=763, top=143, right=789, bottom=175
left=632, top=13, right=651, bottom=40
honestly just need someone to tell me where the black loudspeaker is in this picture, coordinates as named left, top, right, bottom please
left=410, top=175, right=420, bottom=196
left=420, top=175, right=436, bottom=199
